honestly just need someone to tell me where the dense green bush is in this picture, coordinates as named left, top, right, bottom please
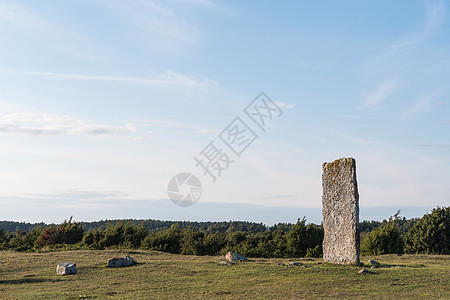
left=141, top=224, right=182, bottom=253
left=98, top=222, right=148, bottom=249
left=285, top=219, right=323, bottom=257
left=180, top=229, right=206, bottom=255
left=37, top=217, right=83, bottom=247
left=405, top=207, right=449, bottom=254
left=361, top=214, right=403, bottom=255
left=227, top=231, right=275, bottom=258
left=8, top=227, right=42, bottom=252
left=1, top=207, right=448, bottom=258
left=81, top=229, right=104, bottom=249
left=272, top=230, right=288, bottom=257
left=0, top=228, right=9, bottom=250
left=202, top=232, right=226, bottom=255
left=305, top=245, right=321, bottom=258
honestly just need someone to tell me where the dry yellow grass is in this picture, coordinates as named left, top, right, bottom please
left=0, top=250, right=449, bottom=299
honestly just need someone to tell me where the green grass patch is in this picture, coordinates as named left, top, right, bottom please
left=0, top=250, right=449, bottom=299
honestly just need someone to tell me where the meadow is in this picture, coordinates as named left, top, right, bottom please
left=0, top=250, right=448, bottom=299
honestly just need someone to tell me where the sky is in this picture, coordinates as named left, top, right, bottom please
left=0, top=0, right=449, bottom=225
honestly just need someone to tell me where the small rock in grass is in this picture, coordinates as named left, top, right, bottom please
left=219, top=261, right=232, bottom=265
left=285, top=262, right=303, bottom=267
left=225, top=252, right=249, bottom=262
left=56, top=262, right=77, bottom=275
left=107, top=255, right=136, bottom=267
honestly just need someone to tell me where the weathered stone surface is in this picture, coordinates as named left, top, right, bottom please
left=56, top=262, right=77, bottom=275
left=225, top=252, right=248, bottom=262
left=107, top=255, right=136, bottom=267
left=322, top=157, right=360, bottom=265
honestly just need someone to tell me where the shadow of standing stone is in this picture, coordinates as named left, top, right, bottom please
left=322, top=157, right=360, bottom=265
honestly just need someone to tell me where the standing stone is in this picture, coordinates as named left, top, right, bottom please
left=56, top=262, right=77, bottom=275
left=322, top=157, right=360, bottom=265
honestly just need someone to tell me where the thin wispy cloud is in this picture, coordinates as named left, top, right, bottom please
left=258, top=194, right=302, bottom=200
left=2, top=191, right=147, bottom=210
left=300, top=61, right=330, bottom=70
left=416, top=144, right=450, bottom=148
left=127, top=118, right=215, bottom=130
left=362, top=1, right=445, bottom=68
left=0, top=2, right=98, bottom=60
left=402, top=91, right=444, bottom=119
left=0, top=113, right=136, bottom=136
left=195, top=129, right=218, bottom=134
left=175, top=0, right=215, bottom=6
left=23, top=191, right=129, bottom=200
left=388, top=1, right=445, bottom=52
left=360, top=0, right=446, bottom=112
left=18, top=70, right=218, bottom=88
left=0, top=113, right=217, bottom=137
left=364, top=79, right=397, bottom=107
left=275, top=101, right=295, bottom=109
left=129, top=118, right=218, bottom=135
left=105, top=0, right=205, bottom=51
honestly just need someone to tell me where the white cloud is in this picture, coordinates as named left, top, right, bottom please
left=0, top=113, right=136, bottom=136
left=17, top=70, right=218, bottom=88
left=363, top=79, right=397, bottom=107
left=275, top=101, right=295, bottom=109
left=416, top=144, right=450, bottom=148
left=175, top=0, right=215, bottom=6
left=300, top=61, right=331, bottom=70
left=127, top=118, right=214, bottom=130
left=196, top=129, right=218, bottom=134
left=0, top=113, right=217, bottom=137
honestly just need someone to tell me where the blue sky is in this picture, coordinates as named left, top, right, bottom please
left=0, top=0, right=448, bottom=225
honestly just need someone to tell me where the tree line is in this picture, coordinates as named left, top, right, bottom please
left=0, top=207, right=448, bottom=256
left=0, top=220, right=270, bottom=234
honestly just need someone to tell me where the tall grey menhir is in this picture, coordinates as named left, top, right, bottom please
left=322, top=157, right=360, bottom=265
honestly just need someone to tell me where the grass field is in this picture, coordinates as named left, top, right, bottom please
left=0, top=250, right=449, bottom=299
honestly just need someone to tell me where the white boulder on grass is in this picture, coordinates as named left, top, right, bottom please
left=56, top=262, right=77, bottom=275
left=225, top=252, right=249, bottom=262
left=107, top=255, right=136, bottom=267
